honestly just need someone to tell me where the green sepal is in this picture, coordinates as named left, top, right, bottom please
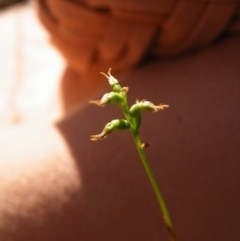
left=129, top=101, right=162, bottom=117
left=101, top=92, right=125, bottom=106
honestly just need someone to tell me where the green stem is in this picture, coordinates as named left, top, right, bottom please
left=132, top=131, right=176, bottom=241
left=121, top=97, right=176, bottom=240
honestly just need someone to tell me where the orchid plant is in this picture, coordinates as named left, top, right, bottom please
left=90, top=69, right=176, bottom=241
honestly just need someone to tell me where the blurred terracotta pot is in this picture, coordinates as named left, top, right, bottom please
left=38, top=0, right=240, bottom=74
left=37, top=0, right=240, bottom=111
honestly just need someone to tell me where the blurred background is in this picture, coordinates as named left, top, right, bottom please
left=0, top=0, right=65, bottom=126
left=1, top=0, right=239, bottom=126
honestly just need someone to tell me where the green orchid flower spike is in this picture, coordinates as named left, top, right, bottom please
left=90, top=68, right=176, bottom=241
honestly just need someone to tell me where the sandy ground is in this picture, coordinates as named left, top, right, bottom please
left=0, top=0, right=65, bottom=126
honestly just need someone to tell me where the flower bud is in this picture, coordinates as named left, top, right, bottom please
left=89, top=92, right=124, bottom=107
left=101, top=68, right=118, bottom=85
left=141, top=143, right=151, bottom=149
left=100, top=68, right=122, bottom=92
left=90, top=119, right=130, bottom=141
left=120, top=87, right=129, bottom=95
left=129, top=100, right=169, bottom=117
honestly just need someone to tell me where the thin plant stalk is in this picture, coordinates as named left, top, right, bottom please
left=132, top=132, right=176, bottom=241
left=121, top=102, right=176, bottom=241
left=90, top=69, right=176, bottom=241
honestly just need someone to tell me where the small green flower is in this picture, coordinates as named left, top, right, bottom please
left=90, top=119, right=130, bottom=141
left=129, top=100, right=169, bottom=117
left=89, top=92, right=124, bottom=107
